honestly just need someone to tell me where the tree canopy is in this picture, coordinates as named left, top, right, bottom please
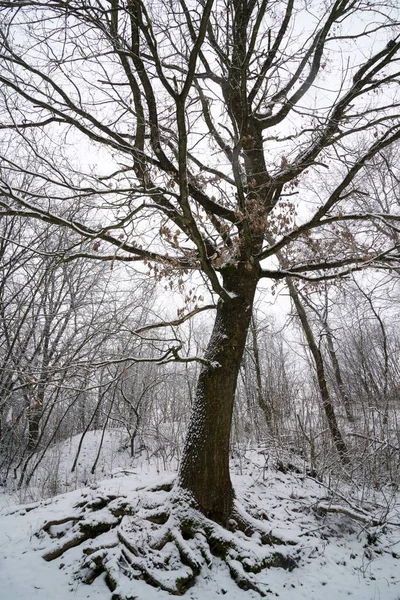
left=0, top=0, right=400, bottom=595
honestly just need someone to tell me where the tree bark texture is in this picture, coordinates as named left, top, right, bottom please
left=178, top=266, right=258, bottom=524
left=27, top=407, right=41, bottom=452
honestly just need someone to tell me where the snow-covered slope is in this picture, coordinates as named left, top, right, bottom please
left=7, top=428, right=173, bottom=503
left=1, top=432, right=399, bottom=600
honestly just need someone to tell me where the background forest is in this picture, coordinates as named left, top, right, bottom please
left=1, top=215, right=399, bottom=497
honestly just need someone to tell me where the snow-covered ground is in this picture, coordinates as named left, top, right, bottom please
left=1, top=431, right=399, bottom=600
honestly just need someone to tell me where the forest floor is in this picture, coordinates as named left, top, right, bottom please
left=0, top=430, right=399, bottom=600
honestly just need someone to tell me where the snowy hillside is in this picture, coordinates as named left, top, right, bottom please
left=0, top=431, right=399, bottom=600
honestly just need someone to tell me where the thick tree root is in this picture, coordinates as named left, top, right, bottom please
left=39, top=486, right=299, bottom=598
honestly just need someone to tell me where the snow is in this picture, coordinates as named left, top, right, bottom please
left=0, top=433, right=399, bottom=599
left=6, top=429, right=179, bottom=503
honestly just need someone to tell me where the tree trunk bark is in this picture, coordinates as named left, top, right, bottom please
left=27, top=381, right=45, bottom=451
left=28, top=407, right=42, bottom=451
left=178, top=266, right=258, bottom=525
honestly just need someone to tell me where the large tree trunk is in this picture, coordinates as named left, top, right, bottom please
left=178, top=266, right=258, bottom=525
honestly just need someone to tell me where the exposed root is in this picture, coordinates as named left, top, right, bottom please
left=41, top=492, right=134, bottom=562
left=39, top=486, right=300, bottom=598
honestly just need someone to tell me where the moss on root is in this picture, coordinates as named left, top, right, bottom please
left=40, top=485, right=299, bottom=598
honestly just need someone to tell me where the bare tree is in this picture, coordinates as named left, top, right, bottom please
left=289, top=283, right=354, bottom=421
left=0, top=0, right=400, bottom=593
left=0, top=208, right=159, bottom=486
left=240, top=311, right=295, bottom=436
left=287, top=278, right=350, bottom=463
